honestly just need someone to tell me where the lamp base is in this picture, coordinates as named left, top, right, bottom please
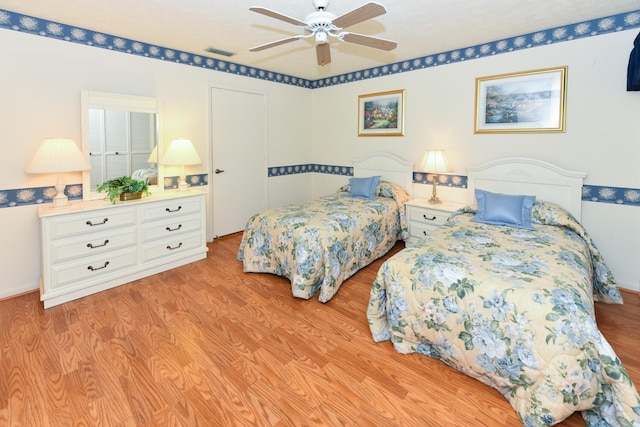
left=52, top=180, right=69, bottom=208
left=176, top=171, right=190, bottom=192
left=429, top=175, right=442, bottom=204
left=52, top=197, right=70, bottom=208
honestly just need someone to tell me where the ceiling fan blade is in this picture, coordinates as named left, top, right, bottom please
left=341, top=32, right=397, bottom=51
left=249, top=7, right=306, bottom=27
left=332, top=2, right=386, bottom=29
left=249, top=36, right=305, bottom=52
left=316, top=43, right=331, bottom=66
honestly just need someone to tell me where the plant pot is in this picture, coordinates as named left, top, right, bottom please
left=119, top=191, right=142, bottom=201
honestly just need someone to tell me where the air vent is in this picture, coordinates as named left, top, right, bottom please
left=204, top=46, right=236, bottom=57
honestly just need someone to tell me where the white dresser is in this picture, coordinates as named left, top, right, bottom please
left=405, top=199, right=466, bottom=247
left=37, top=191, right=208, bottom=308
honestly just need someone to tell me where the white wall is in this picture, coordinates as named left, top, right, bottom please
left=0, top=29, right=312, bottom=299
left=1, top=26, right=638, bottom=300
left=310, top=29, right=640, bottom=292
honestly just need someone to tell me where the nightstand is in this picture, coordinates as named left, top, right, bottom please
left=405, top=199, right=466, bottom=247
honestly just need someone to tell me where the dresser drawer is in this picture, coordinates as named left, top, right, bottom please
left=141, top=197, right=201, bottom=222
left=46, top=207, right=137, bottom=240
left=140, top=232, right=203, bottom=263
left=407, top=206, right=450, bottom=227
left=50, top=227, right=137, bottom=263
left=140, top=214, right=202, bottom=243
left=50, top=247, right=137, bottom=289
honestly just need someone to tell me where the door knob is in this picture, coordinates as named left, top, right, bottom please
left=215, top=168, right=225, bottom=174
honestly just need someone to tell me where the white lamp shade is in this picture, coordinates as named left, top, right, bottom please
left=26, top=138, right=91, bottom=173
left=147, top=146, right=158, bottom=163
left=421, top=150, right=450, bottom=174
left=161, top=138, right=201, bottom=166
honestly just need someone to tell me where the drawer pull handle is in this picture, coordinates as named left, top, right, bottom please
left=88, top=261, right=110, bottom=271
left=165, top=206, right=182, bottom=213
left=423, top=215, right=437, bottom=221
left=166, top=224, right=182, bottom=232
left=166, top=242, right=183, bottom=251
left=87, top=240, right=109, bottom=249
left=422, top=231, right=428, bottom=236
left=86, top=218, right=109, bottom=226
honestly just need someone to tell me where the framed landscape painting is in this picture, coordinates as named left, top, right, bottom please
left=358, top=89, right=405, bottom=136
left=474, top=67, right=567, bottom=133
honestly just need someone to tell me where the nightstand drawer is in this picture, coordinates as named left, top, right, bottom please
left=407, top=206, right=450, bottom=226
left=408, top=222, right=441, bottom=240
left=404, top=200, right=465, bottom=247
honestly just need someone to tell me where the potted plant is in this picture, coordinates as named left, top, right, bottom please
left=97, top=176, right=150, bottom=204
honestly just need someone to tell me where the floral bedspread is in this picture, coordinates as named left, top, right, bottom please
left=238, top=182, right=411, bottom=302
left=367, top=201, right=640, bottom=426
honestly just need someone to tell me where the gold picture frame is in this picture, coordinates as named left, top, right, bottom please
left=358, top=89, right=405, bottom=136
left=474, top=66, right=567, bottom=133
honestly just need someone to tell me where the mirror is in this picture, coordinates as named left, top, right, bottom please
left=81, top=90, right=163, bottom=200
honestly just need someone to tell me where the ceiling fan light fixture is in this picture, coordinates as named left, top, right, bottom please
left=315, top=32, right=328, bottom=44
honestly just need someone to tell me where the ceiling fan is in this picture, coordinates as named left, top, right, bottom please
left=249, top=0, right=397, bottom=66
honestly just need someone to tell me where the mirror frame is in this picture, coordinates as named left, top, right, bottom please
left=81, top=90, right=164, bottom=201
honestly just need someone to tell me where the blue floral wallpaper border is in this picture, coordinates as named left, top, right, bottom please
left=268, top=164, right=352, bottom=177
left=268, top=165, right=469, bottom=188
left=163, top=173, right=208, bottom=190
left=413, top=172, right=468, bottom=189
left=582, top=185, right=640, bottom=206
left=0, top=184, right=85, bottom=208
left=311, top=11, right=640, bottom=88
left=268, top=165, right=640, bottom=207
left=2, top=171, right=638, bottom=208
left=0, top=9, right=311, bottom=89
left=0, top=8, right=638, bottom=89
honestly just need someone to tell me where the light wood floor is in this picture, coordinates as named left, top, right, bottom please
left=1, top=233, right=639, bottom=426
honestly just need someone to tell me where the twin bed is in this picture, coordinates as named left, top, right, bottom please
left=367, top=157, right=639, bottom=425
left=238, top=152, right=413, bottom=302
left=238, top=154, right=639, bottom=425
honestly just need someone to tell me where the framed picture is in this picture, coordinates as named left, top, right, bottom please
left=358, top=89, right=405, bottom=136
left=474, top=66, right=567, bottom=133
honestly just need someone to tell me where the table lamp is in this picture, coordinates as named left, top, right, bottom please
left=421, top=150, right=450, bottom=204
left=161, top=138, right=201, bottom=191
left=25, top=137, right=91, bottom=208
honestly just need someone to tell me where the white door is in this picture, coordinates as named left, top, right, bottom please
left=210, top=87, right=267, bottom=239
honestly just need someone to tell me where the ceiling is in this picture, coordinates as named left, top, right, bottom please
left=1, top=0, right=639, bottom=80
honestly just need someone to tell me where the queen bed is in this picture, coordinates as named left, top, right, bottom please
left=238, top=152, right=413, bottom=302
left=367, top=158, right=640, bottom=426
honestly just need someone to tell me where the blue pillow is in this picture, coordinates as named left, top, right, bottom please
left=348, top=176, right=381, bottom=200
left=471, top=189, right=536, bottom=230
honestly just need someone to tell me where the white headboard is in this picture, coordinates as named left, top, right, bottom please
left=467, top=158, right=586, bottom=220
left=353, top=152, right=414, bottom=197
